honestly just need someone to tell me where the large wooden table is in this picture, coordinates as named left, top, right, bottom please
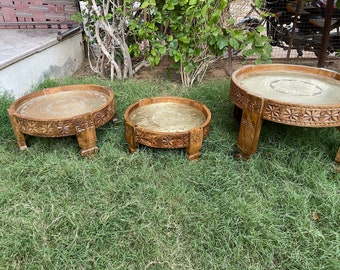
left=230, top=64, right=340, bottom=162
left=8, top=84, right=116, bottom=157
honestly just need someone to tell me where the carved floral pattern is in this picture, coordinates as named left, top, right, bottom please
left=264, top=104, right=282, bottom=121
left=248, top=97, right=262, bottom=113
left=230, top=84, right=244, bottom=108
left=230, top=81, right=340, bottom=127
left=15, top=118, right=72, bottom=136
left=135, top=128, right=189, bottom=148
left=263, top=101, right=340, bottom=126
left=13, top=104, right=115, bottom=137
left=189, top=128, right=204, bottom=145
left=74, top=118, right=95, bottom=133
left=324, top=109, right=340, bottom=122
left=94, top=103, right=115, bottom=126
left=283, top=108, right=300, bottom=122
left=230, top=83, right=262, bottom=113
left=303, top=109, right=322, bottom=122
left=57, top=121, right=72, bottom=135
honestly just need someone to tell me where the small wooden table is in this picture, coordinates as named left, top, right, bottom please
left=230, top=64, right=340, bottom=162
left=8, top=84, right=116, bottom=157
left=124, top=96, right=211, bottom=160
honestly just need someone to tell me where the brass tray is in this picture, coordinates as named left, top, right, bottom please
left=8, top=84, right=116, bottom=157
left=124, top=96, right=211, bottom=160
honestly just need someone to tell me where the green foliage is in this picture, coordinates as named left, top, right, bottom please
left=74, top=0, right=272, bottom=85
left=241, top=25, right=272, bottom=64
left=127, top=4, right=166, bottom=67
left=152, top=0, right=259, bottom=85
left=145, top=0, right=270, bottom=84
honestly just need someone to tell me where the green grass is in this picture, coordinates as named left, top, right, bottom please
left=0, top=76, right=339, bottom=269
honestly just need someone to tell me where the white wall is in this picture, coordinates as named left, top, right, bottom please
left=0, top=32, right=84, bottom=99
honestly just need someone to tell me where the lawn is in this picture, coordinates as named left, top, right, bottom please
left=0, top=76, right=339, bottom=269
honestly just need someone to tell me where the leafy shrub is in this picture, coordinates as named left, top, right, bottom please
left=74, top=0, right=272, bottom=86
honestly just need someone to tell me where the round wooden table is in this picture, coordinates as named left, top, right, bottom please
left=124, top=96, right=211, bottom=160
left=8, top=84, right=116, bottom=157
left=230, top=64, right=340, bottom=162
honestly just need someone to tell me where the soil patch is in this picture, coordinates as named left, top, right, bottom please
left=74, top=56, right=340, bottom=82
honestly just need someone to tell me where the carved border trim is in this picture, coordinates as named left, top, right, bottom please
left=14, top=100, right=116, bottom=137
left=230, top=81, right=340, bottom=127
left=135, top=128, right=189, bottom=149
left=132, top=123, right=210, bottom=150
left=263, top=101, right=340, bottom=127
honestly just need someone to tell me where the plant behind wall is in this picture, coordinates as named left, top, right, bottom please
left=74, top=0, right=272, bottom=86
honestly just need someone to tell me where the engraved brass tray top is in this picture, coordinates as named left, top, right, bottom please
left=124, top=96, right=211, bottom=160
left=235, top=66, right=340, bottom=106
left=230, top=64, right=340, bottom=162
left=8, top=84, right=116, bottom=157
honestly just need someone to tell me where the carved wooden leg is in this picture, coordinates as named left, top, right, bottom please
left=74, top=115, right=98, bottom=157
left=335, top=147, right=340, bottom=164
left=335, top=149, right=340, bottom=173
left=187, top=127, right=204, bottom=160
left=334, top=127, right=340, bottom=172
left=8, top=114, right=27, bottom=150
left=236, top=96, right=264, bottom=160
left=15, top=132, right=27, bottom=150
left=125, top=124, right=138, bottom=153
left=76, top=128, right=98, bottom=157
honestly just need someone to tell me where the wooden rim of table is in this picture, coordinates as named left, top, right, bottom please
left=8, top=84, right=114, bottom=122
left=124, top=96, right=211, bottom=135
left=231, top=64, right=340, bottom=109
left=230, top=64, right=340, bottom=127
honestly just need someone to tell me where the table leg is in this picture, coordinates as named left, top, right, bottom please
left=76, top=129, right=98, bottom=157
left=334, top=129, right=340, bottom=172
left=187, top=127, right=204, bottom=160
left=335, top=148, right=340, bottom=164
left=125, top=124, right=138, bottom=153
left=334, top=151, right=340, bottom=173
left=74, top=115, right=98, bottom=157
left=8, top=115, right=27, bottom=150
left=236, top=98, right=264, bottom=160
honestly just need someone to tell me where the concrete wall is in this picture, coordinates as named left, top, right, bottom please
left=0, top=31, right=84, bottom=99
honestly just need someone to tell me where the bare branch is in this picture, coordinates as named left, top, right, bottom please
left=94, top=21, right=122, bottom=79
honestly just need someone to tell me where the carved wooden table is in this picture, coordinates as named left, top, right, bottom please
left=8, top=84, right=116, bottom=157
left=124, top=96, right=211, bottom=160
left=230, top=64, right=340, bottom=162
